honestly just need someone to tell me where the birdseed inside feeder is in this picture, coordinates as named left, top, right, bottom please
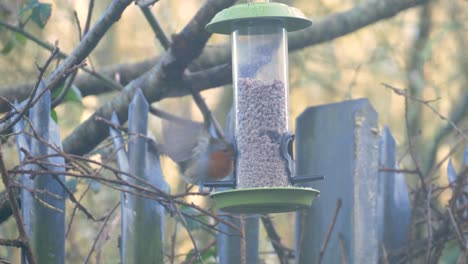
left=206, top=1, right=320, bottom=214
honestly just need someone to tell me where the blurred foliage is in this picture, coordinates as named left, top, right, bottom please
left=0, top=0, right=467, bottom=263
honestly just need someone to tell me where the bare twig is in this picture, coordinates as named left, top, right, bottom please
left=66, top=184, right=92, bottom=238
left=51, top=69, right=79, bottom=108
left=383, top=83, right=468, bottom=143
left=425, top=185, right=433, bottom=262
left=83, top=202, right=119, bottom=264
left=140, top=7, right=170, bottom=49
left=318, top=198, right=342, bottom=264
left=447, top=207, right=466, bottom=250
left=185, top=78, right=225, bottom=140
left=173, top=205, right=203, bottom=264
left=0, top=238, right=25, bottom=248
left=73, top=10, right=83, bottom=40
left=0, top=47, right=59, bottom=134
left=383, top=83, right=432, bottom=192
left=83, top=0, right=95, bottom=36
left=379, top=167, right=419, bottom=174
left=149, top=106, right=199, bottom=126
left=184, top=240, right=217, bottom=264
left=170, top=218, right=178, bottom=264
left=261, top=215, right=294, bottom=263
left=338, top=233, right=348, bottom=264
left=0, top=20, right=117, bottom=93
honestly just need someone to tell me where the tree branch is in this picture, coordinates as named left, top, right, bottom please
left=0, top=0, right=428, bottom=113
left=62, top=0, right=237, bottom=156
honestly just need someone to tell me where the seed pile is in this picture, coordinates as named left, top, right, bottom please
left=236, top=78, right=289, bottom=188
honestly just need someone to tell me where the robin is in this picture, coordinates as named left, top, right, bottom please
left=158, top=111, right=234, bottom=185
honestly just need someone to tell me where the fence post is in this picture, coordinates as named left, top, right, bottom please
left=377, top=127, right=410, bottom=261
left=295, top=99, right=379, bottom=263
left=15, top=83, right=66, bottom=263
left=218, top=215, right=259, bottom=264
left=110, top=89, right=165, bottom=263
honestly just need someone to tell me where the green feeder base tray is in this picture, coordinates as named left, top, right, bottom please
left=209, top=187, right=319, bottom=214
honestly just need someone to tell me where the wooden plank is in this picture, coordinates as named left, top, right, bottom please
left=377, top=127, right=410, bottom=261
left=295, top=99, right=379, bottom=264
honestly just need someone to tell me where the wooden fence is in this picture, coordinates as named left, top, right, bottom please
left=12, top=90, right=413, bottom=263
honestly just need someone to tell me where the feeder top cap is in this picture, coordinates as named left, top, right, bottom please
left=205, top=2, right=312, bottom=35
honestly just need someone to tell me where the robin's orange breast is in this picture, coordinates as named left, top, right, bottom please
left=208, top=151, right=234, bottom=180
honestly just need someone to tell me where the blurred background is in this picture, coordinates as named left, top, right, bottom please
left=0, top=0, right=466, bottom=263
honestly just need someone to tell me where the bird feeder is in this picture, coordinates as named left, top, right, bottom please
left=205, top=1, right=321, bottom=214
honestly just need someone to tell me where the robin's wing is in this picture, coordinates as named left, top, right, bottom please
left=161, top=118, right=205, bottom=163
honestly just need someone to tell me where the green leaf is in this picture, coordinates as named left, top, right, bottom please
left=50, top=109, right=58, bottom=122
left=31, top=3, right=51, bottom=28
left=52, top=84, right=83, bottom=105
left=19, top=0, right=38, bottom=17
left=439, top=240, right=461, bottom=264
left=65, top=179, right=78, bottom=193
left=1, top=37, right=15, bottom=54
left=89, top=179, right=101, bottom=193
left=179, top=205, right=209, bottom=231
left=67, top=85, right=83, bottom=103
left=15, top=32, right=27, bottom=45
left=185, top=245, right=217, bottom=263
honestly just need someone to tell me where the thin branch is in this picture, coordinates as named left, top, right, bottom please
left=338, top=233, right=348, bottom=264
left=0, top=47, right=59, bottom=133
left=170, top=218, right=178, bottom=264
left=51, top=68, right=78, bottom=108
left=45, top=0, right=134, bottom=88
left=318, top=198, right=342, bottom=264
left=83, top=0, right=95, bottom=36
left=383, top=83, right=431, bottom=192
left=173, top=205, right=203, bottom=264
left=62, top=0, right=237, bottom=156
left=447, top=207, right=466, bottom=250
left=52, top=174, right=96, bottom=220
left=0, top=0, right=429, bottom=114
left=261, top=215, right=294, bottom=263
left=0, top=145, right=36, bottom=264
left=184, top=240, right=217, bottom=264
left=0, top=238, right=25, bottom=248
left=73, top=11, right=83, bottom=40
left=379, top=167, right=420, bottom=174
left=66, top=184, right=91, bottom=238
left=0, top=20, right=68, bottom=58
left=382, top=83, right=468, bottom=143
left=0, top=19, right=125, bottom=100
left=425, top=185, right=433, bottom=263
left=140, top=7, right=170, bottom=49
left=83, top=202, right=119, bottom=264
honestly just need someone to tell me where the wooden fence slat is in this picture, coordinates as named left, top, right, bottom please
left=295, top=99, right=379, bottom=264
left=378, top=126, right=410, bottom=261
left=13, top=103, right=34, bottom=264
left=109, top=113, right=132, bottom=262
left=218, top=215, right=259, bottom=264
left=27, top=83, right=65, bottom=264
left=111, top=89, right=165, bottom=263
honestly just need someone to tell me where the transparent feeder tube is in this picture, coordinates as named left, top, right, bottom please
left=232, top=19, right=290, bottom=188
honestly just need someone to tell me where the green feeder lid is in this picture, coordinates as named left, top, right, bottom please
left=206, top=2, right=312, bottom=35
left=210, top=187, right=319, bottom=214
